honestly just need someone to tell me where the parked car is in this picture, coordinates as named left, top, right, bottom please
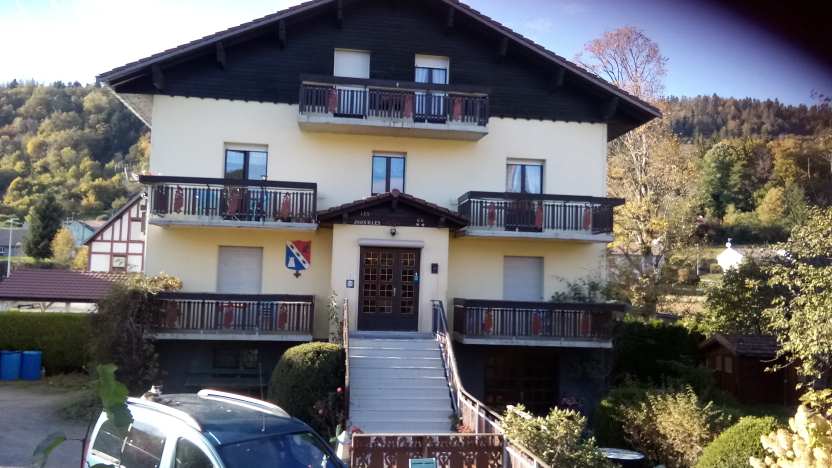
left=84, top=389, right=344, bottom=468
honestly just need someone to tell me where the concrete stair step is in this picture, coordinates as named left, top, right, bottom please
left=351, top=387, right=449, bottom=399
left=350, top=408, right=453, bottom=420
left=349, top=339, right=438, bottom=351
left=351, top=399, right=452, bottom=411
left=349, top=358, right=444, bottom=369
left=348, top=348, right=441, bottom=358
left=350, top=420, right=454, bottom=434
left=350, top=367, right=446, bottom=379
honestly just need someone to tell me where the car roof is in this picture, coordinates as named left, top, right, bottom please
left=131, top=392, right=312, bottom=447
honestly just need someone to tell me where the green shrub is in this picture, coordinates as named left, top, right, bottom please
left=0, top=311, right=92, bottom=373
left=503, top=404, right=614, bottom=468
left=612, top=318, right=704, bottom=384
left=267, top=342, right=344, bottom=432
left=696, top=416, right=779, bottom=468
left=620, top=386, right=728, bottom=468
left=593, top=381, right=649, bottom=447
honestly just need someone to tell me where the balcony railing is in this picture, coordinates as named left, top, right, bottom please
left=140, top=175, right=317, bottom=226
left=452, top=298, right=622, bottom=345
left=153, top=292, right=315, bottom=338
left=298, top=75, right=489, bottom=140
left=457, top=191, right=624, bottom=236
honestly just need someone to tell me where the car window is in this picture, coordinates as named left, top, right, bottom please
left=174, top=438, right=214, bottom=468
left=120, top=422, right=166, bottom=468
left=90, top=419, right=126, bottom=463
left=219, top=432, right=338, bottom=468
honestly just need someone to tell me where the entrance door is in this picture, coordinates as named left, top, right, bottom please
left=358, top=247, right=420, bottom=331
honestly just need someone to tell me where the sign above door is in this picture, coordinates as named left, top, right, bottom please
left=317, top=190, right=468, bottom=229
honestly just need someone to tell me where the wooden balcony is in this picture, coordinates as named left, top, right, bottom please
left=140, top=175, right=317, bottom=230
left=298, top=75, right=489, bottom=141
left=452, top=298, right=623, bottom=348
left=152, top=292, right=314, bottom=341
left=456, top=191, right=624, bottom=242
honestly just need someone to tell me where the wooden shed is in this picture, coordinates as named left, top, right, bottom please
left=700, top=334, right=799, bottom=405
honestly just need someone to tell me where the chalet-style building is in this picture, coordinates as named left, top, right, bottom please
left=97, top=0, right=658, bottom=432
left=85, top=193, right=147, bottom=273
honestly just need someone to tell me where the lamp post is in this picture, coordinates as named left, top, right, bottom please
left=1, top=215, right=21, bottom=278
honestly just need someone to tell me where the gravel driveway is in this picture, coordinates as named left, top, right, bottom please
left=0, top=383, right=89, bottom=468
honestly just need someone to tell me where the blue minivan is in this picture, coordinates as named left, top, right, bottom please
left=84, top=389, right=344, bottom=468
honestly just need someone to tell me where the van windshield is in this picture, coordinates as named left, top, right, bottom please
left=219, top=432, right=339, bottom=468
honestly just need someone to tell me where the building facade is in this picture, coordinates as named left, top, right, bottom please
left=99, top=0, right=658, bottom=416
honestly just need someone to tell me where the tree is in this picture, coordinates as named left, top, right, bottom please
left=696, top=258, right=778, bottom=335
left=765, top=207, right=832, bottom=383
left=578, top=27, right=696, bottom=314
left=24, top=194, right=64, bottom=259
left=50, top=226, right=76, bottom=266
left=700, top=141, right=753, bottom=218
left=71, top=245, right=89, bottom=271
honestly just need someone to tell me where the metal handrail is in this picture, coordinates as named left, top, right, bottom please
left=431, top=300, right=550, bottom=468
left=342, top=298, right=351, bottom=423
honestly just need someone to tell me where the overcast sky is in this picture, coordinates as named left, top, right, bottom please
left=1, top=0, right=829, bottom=105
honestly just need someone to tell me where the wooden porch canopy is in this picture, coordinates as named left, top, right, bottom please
left=317, top=190, right=468, bottom=229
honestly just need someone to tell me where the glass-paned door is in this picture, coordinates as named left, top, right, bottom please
left=358, top=247, right=420, bottom=331
left=414, top=67, right=448, bottom=122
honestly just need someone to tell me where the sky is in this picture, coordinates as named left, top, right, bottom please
left=1, top=0, right=829, bottom=105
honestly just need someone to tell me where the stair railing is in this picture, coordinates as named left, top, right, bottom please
left=431, top=299, right=550, bottom=468
left=342, top=298, right=350, bottom=423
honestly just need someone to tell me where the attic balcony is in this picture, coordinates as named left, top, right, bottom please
left=452, top=299, right=623, bottom=348
left=140, top=175, right=317, bottom=230
left=297, top=74, right=489, bottom=141
left=151, top=292, right=315, bottom=342
left=456, top=191, right=624, bottom=242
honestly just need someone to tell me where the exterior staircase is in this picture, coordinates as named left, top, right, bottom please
left=348, top=332, right=455, bottom=433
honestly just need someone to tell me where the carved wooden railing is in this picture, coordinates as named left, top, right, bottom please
left=299, top=75, right=489, bottom=127
left=457, top=191, right=624, bottom=235
left=431, top=300, right=550, bottom=468
left=343, top=298, right=351, bottom=422
left=153, top=292, right=314, bottom=336
left=140, top=175, right=317, bottom=224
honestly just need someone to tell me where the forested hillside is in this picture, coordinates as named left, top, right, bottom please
left=665, top=95, right=832, bottom=141
left=0, top=81, right=147, bottom=219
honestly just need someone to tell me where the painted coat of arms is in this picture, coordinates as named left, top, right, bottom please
left=285, top=240, right=311, bottom=277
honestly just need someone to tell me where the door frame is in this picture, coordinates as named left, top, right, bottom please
left=357, top=246, right=421, bottom=331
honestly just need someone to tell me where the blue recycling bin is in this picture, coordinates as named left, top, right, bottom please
left=20, top=351, right=42, bottom=380
left=0, top=350, right=22, bottom=381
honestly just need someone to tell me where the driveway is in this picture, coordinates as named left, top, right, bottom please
left=0, top=383, right=89, bottom=468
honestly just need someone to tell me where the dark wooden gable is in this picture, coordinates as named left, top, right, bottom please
left=106, top=0, right=655, bottom=138
left=317, top=191, right=468, bottom=229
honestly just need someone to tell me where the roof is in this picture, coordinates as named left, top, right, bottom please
left=97, top=0, right=660, bottom=120
left=84, top=193, right=143, bottom=246
left=700, top=334, right=778, bottom=358
left=0, top=268, right=131, bottom=302
left=317, top=190, right=468, bottom=228
left=150, top=393, right=311, bottom=446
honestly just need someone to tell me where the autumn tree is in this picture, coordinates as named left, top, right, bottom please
left=578, top=27, right=696, bottom=314
left=50, top=226, right=76, bottom=266
left=765, top=207, right=832, bottom=383
left=24, top=193, right=65, bottom=259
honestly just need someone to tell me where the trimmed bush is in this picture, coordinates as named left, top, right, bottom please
left=697, top=416, right=779, bottom=468
left=0, top=311, right=92, bottom=373
left=593, top=381, right=649, bottom=448
left=267, top=342, right=344, bottom=431
left=613, top=318, right=704, bottom=384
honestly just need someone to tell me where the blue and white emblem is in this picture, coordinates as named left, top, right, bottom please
left=285, top=240, right=311, bottom=278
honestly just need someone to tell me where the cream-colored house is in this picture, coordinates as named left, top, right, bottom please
left=98, top=0, right=658, bottom=427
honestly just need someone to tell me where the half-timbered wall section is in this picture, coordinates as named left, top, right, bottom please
left=86, top=195, right=147, bottom=273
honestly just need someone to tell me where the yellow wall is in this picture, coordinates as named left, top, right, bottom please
left=447, top=237, right=607, bottom=302
left=145, top=225, right=333, bottom=337
left=149, top=96, right=608, bottom=211
left=330, top=224, right=450, bottom=333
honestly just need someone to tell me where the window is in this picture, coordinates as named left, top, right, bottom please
left=506, top=160, right=543, bottom=194
left=91, top=419, right=125, bottom=464
left=120, top=422, right=166, bottom=468
left=220, top=432, right=338, bottom=468
left=224, top=149, right=267, bottom=180
left=371, top=154, right=405, bottom=194
left=174, top=438, right=214, bottom=468
left=415, top=55, right=449, bottom=119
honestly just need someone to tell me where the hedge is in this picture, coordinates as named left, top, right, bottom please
left=612, top=319, right=704, bottom=384
left=267, top=342, right=344, bottom=430
left=695, top=416, right=779, bottom=468
left=0, top=311, right=92, bottom=374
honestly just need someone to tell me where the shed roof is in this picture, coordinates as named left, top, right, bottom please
left=700, top=333, right=778, bottom=358
left=0, top=268, right=131, bottom=303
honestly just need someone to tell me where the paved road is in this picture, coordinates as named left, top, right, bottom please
left=0, top=384, right=89, bottom=468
